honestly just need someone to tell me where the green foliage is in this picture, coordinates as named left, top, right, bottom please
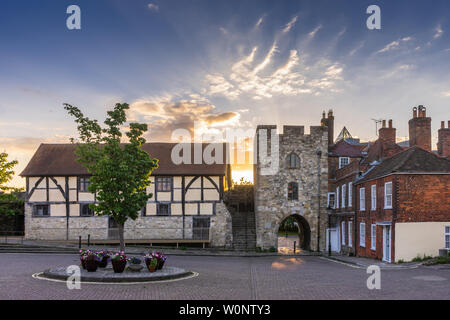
left=0, top=152, right=24, bottom=216
left=232, top=177, right=253, bottom=186
left=64, top=103, right=159, bottom=250
left=279, top=216, right=298, bottom=233
left=397, top=259, right=405, bottom=264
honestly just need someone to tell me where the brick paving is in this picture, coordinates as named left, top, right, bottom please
left=0, top=253, right=449, bottom=300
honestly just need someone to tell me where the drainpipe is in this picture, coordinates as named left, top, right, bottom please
left=316, top=149, right=322, bottom=252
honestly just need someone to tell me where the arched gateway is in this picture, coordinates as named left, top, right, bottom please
left=254, top=125, right=329, bottom=252
left=277, top=214, right=311, bottom=250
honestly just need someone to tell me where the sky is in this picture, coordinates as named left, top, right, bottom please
left=1, top=0, right=450, bottom=187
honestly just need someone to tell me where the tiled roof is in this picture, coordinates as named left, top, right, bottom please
left=20, top=143, right=228, bottom=177
left=356, top=146, right=450, bottom=184
left=329, top=140, right=365, bottom=157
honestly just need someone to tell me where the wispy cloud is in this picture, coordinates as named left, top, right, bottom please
left=376, top=37, right=413, bottom=54
left=442, top=91, right=450, bottom=97
left=147, top=3, right=159, bottom=12
left=434, top=24, right=443, bottom=39
left=255, top=15, right=265, bottom=28
left=282, top=16, right=298, bottom=33
left=308, top=25, right=322, bottom=38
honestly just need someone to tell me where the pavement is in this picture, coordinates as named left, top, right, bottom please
left=0, top=253, right=449, bottom=299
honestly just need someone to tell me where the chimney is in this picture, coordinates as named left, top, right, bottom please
left=409, top=105, right=432, bottom=151
left=379, top=119, right=396, bottom=145
left=327, top=109, right=334, bottom=145
left=437, top=119, right=450, bottom=158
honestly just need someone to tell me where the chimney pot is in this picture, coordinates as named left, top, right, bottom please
left=448, top=120, right=450, bottom=128
left=382, top=120, right=386, bottom=128
left=442, top=121, right=445, bottom=129
left=388, top=119, right=393, bottom=128
left=413, top=107, right=417, bottom=118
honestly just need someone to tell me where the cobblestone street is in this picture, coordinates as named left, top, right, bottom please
left=0, top=253, right=449, bottom=300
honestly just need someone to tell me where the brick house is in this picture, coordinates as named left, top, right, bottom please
left=355, top=146, right=450, bottom=262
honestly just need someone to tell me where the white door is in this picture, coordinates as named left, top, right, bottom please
left=383, top=226, right=391, bottom=262
left=326, top=228, right=339, bottom=252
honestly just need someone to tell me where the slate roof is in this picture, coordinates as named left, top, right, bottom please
left=20, top=143, right=228, bottom=177
left=356, top=146, right=450, bottom=184
left=329, top=139, right=365, bottom=157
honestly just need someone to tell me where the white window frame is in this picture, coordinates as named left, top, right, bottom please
left=348, top=221, right=353, bottom=247
left=359, top=187, right=365, bottom=211
left=371, top=185, right=377, bottom=211
left=342, top=184, right=346, bottom=208
left=384, top=182, right=393, bottom=209
left=445, top=226, right=450, bottom=250
left=341, top=221, right=346, bottom=245
left=348, top=182, right=352, bottom=207
left=336, top=187, right=339, bottom=209
left=371, top=224, right=376, bottom=250
left=339, top=157, right=350, bottom=169
left=360, top=223, right=366, bottom=247
left=327, top=192, right=336, bottom=209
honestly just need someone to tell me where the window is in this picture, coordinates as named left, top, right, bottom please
left=156, top=177, right=172, bottom=192
left=336, top=187, right=340, bottom=209
left=371, top=185, right=377, bottom=211
left=339, top=157, right=350, bottom=169
left=360, top=223, right=366, bottom=247
left=288, top=182, right=298, bottom=200
left=33, top=205, right=49, bottom=216
left=341, top=221, right=346, bottom=245
left=341, top=184, right=346, bottom=208
left=78, top=177, right=91, bottom=192
left=141, top=206, right=147, bottom=216
left=348, top=221, right=353, bottom=247
left=80, top=204, right=94, bottom=216
left=359, top=188, right=366, bottom=211
left=286, top=153, right=300, bottom=169
left=445, top=226, right=450, bottom=250
left=348, top=182, right=353, bottom=207
left=384, top=182, right=393, bottom=209
left=327, top=192, right=336, bottom=209
left=157, top=203, right=170, bottom=216
left=371, top=224, right=376, bottom=250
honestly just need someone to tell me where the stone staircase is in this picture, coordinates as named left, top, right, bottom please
left=231, top=211, right=256, bottom=251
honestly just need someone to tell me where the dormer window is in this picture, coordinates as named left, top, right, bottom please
left=339, top=157, right=350, bottom=169
left=286, top=153, right=301, bottom=169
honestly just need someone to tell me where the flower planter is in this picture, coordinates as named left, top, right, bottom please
left=111, top=260, right=127, bottom=273
left=97, top=256, right=108, bottom=268
left=85, top=259, right=98, bottom=272
left=80, top=258, right=86, bottom=269
left=147, top=264, right=157, bottom=273
left=128, top=264, right=143, bottom=272
left=157, top=260, right=165, bottom=270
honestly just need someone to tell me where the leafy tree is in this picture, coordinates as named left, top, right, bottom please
left=64, top=103, right=158, bottom=251
left=0, top=152, right=24, bottom=216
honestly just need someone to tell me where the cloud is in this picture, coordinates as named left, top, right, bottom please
left=147, top=3, right=159, bottom=11
left=255, top=16, right=264, bottom=28
left=376, top=37, right=413, bottom=54
left=308, top=25, right=322, bottom=38
left=349, top=41, right=365, bottom=56
left=128, top=96, right=240, bottom=141
left=204, top=44, right=344, bottom=100
left=443, top=91, right=450, bottom=97
left=282, top=16, right=298, bottom=33
left=434, top=24, right=443, bottom=39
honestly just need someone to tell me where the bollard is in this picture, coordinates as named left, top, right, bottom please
left=78, top=236, right=81, bottom=249
left=88, top=234, right=90, bottom=247
left=293, top=241, right=296, bottom=254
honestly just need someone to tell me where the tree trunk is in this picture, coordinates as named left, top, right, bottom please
left=118, top=222, right=125, bottom=252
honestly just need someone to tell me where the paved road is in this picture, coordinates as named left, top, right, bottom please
left=0, top=253, right=449, bottom=300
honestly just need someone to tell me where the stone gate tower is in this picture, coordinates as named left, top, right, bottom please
left=253, top=124, right=329, bottom=251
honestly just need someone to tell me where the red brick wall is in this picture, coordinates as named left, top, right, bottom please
left=396, top=174, right=450, bottom=222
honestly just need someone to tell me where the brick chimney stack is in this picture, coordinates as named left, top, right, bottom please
left=437, top=120, right=450, bottom=158
left=408, top=105, right=432, bottom=152
left=379, top=119, right=396, bottom=145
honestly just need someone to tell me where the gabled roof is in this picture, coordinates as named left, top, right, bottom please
left=329, top=139, right=364, bottom=157
left=20, top=143, right=228, bottom=177
left=356, top=146, right=450, bottom=184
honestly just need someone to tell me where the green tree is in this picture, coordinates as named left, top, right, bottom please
left=0, top=152, right=23, bottom=216
left=64, top=103, right=159, bottom=251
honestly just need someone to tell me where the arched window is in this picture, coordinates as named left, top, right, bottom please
left=286, top=153, right=300, bottom=169
left=288, top=182, right=298, bottom=200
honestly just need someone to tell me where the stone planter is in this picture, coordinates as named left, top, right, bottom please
left=128, top=264, right=143, bottom=272
left=111, top=260, right=127, bottom=273
left=157, top=260, right=165, bottom=270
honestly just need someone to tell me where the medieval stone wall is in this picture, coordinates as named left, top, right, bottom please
left=254, top=125, right=329, bottom=251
